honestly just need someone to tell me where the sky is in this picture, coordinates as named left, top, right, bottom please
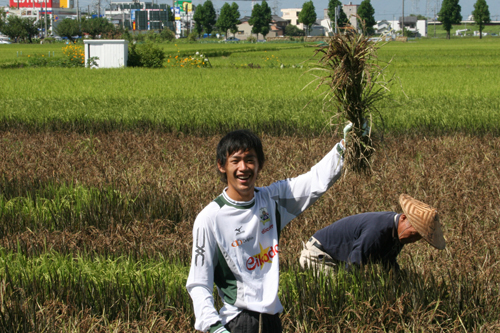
left=1, top=0, right=499, bottom=21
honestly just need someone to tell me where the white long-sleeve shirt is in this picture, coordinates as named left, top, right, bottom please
left=186, top=143, right=344, bottom=333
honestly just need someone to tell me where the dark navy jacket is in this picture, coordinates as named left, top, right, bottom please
left=313, top=212, right=403, bottom=270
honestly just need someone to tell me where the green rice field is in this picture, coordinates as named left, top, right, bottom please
left=0, top=37, right=499, bottom=332
left=1, top=37, right=499, bottom=135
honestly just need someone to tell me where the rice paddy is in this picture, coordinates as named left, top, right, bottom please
left=0, top=37, right=499, bottom=332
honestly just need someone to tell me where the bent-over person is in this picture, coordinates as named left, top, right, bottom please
left=300, top=194, right=446, bottom=272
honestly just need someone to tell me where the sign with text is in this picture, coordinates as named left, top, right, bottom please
left=10, top=0, right=60, bottom=8
left=174, top=6, right=180, bottom=20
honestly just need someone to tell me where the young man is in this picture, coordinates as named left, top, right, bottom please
left=300, top=194, right=446, bottom=272
left=186, top=129, right=346, bottom=333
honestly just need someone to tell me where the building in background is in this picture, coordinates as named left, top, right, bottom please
left=281, top=8, right=304, bottom=30
left=235, top=15, right=288, bottom=40
left=104, top=1, right=174, bottom=31
left=373, top=19, right=391, bottom=34
left=343, top=2, right=359, bottom=31
left=59, top=0, right=73, bottom=9
left=387, top=17, right=427, bottom=37
left=7, top=0, right=77, bottom=36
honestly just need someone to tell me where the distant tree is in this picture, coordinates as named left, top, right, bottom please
left=249, top=3, right=261, bottom=39
left=327, top=0, right=348, bottom=28
left=1, top=16, right=22, bottom=41
left=298, top=1, right=317, bottom=36
left=193, top=4, right=204, bottom=36
left=0, top=8, right=6, bottom=32
left=438, top=0, right=461, bottom=39
left=259, top=0, right=272, bottom=38
left=472, top=0, right=490, bottom=39
left=285, top=24, right=305, bottom=36
left=229, top=2, right=240, bottom=37
left=202, top=0, right=217, bottom=34
left=410, top=14, right=428, bottom=20
left=81, top=17, right=114, bottom=39
left=166, top=5, right=175, bottom=24
left=23, top=17, right=38, bottom=42
left=216, top=3, right=232, bottom=37
left=55, top=18, right=81, bottom=40
left=357, top=0, right=376, bottom=35
left=1, top=16, right=38, bottom=42
left=249, top=0, right=272, bottom=39
left=160, top=27, right=175, bottom=41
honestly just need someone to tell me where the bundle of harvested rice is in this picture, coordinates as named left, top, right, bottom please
left=309, top=27, right=393, bottom=173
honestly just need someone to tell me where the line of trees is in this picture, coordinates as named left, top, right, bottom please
left=0, top=10, right=118, bottom=43
left=193, top=0, right=274, bottom=40
left=193, top=0, right=216, bottom=36
left=215, top=2, right=240, bottom=38
left=193, top=0, right=241, bottom=38
left=55, top=17, right=115, bottom=40
left=0, top=10, right=43, bottom=43
left=438, top=0, right=491, bottom=39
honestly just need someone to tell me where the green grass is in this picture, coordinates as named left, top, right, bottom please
left=425, top=22, right=500, bottom=38
left=0, top=178, right=183, bottom=236
left=0, top=249, right=191, bottom=329
left=0, top=38, right=499, bottom=135
left=0, top=43, right=62, bottom=63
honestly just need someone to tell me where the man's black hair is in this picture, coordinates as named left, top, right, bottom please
left=216, top=130, right=265, bottom=183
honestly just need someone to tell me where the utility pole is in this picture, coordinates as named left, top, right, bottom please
left=44, top=0, right=47, bottom=38
left=433, top=8, right=436, bottom=37
left=402, top=0, right=404, bottom=36
left=334, top=5, right=338, bottom=34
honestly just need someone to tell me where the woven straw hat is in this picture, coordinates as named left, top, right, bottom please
left=399, top=194, right=446, bottom=250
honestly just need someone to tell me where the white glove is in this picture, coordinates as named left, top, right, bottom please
left=343, top=120, right=370, bottom=148
left=343, top=121, right=353, bottom=147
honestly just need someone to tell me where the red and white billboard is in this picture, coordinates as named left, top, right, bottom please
left=9, top=0, right=60, bottom=8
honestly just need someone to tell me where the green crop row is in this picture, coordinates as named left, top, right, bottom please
left=0, top=249, right=497, bottom=331
left=0, top=38, right=499, bottom=135
left=0, top=250, right=192, bottom=331
left=0, top=178, right=182, bottom=237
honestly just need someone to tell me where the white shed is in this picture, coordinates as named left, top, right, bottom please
left=84, top=40, right=128, bottom=68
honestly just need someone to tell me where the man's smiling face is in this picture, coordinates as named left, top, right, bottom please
left=218, top=148, right=260, bottom=202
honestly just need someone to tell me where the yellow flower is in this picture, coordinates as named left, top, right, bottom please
left=28, top=55, right=30, bottom=57
left=168, top=59, right=170, bottom=63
